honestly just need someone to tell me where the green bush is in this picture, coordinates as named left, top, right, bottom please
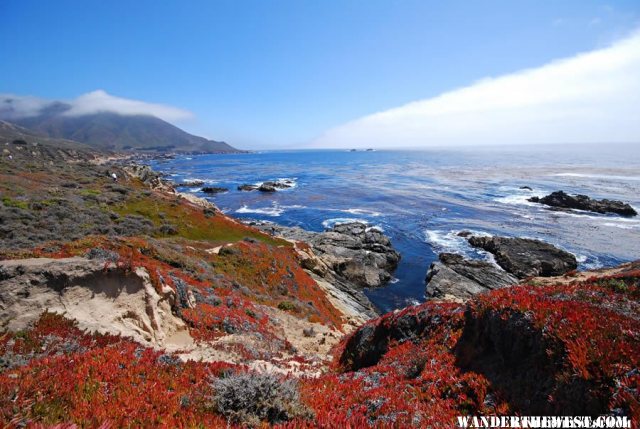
left=277, top=301, right=296, bottom=312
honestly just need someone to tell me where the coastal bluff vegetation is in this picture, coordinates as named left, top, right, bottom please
left=0, top=124, right=638, bottom=427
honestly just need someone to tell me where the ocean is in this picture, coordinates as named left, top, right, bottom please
left=150, top=144, right=640, bottom=313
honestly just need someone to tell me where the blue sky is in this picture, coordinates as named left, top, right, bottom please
left=1, top=0, right=639, bottom=148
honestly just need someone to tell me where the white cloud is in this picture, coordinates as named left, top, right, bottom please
left=0, top=94, right=52, bottom=119
left=0, top=90, right=192, bottom=122
left=312, top=29, right=640, bottom=149
left=63, top=90, right=192, bottom=121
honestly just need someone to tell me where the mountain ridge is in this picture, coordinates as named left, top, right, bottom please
left=0, top=98, right=241, bottom=153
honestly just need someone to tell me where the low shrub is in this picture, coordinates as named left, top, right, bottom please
left=209, top=372, right=313, bottom=426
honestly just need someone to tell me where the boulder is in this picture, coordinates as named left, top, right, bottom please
left=249, top=221, right=400, bottom=318
left=258, top=183, right=277, bottom=192
left=312, top=223, right=400, bottom=288
left=529, top=190, right=637, bottom=217
left=123, top=164, right=173, bottom=192
left=265, top=180, right=294, bottom=189
left=201, top=186, right=228, bottom=194
left=468, top=235, right=577, bottom=279
left=238, top=180, right=294, bottom=192
left=237, top=184, right=258, bottom=191
left=256, top=222, right=399, bottom=289
left=425, top=253, right=518, bottom=300
left=176, top=179, right=204, bottom=187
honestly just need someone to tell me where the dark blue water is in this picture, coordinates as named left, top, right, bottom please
left=151, top=144, right=640, bottom=313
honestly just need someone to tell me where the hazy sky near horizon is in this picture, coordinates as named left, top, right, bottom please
left=1, top=0, right=639, bottom=149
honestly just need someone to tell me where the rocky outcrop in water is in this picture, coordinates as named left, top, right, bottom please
left=312, top=223, right=400, bottom=288
left=175, top=179, right=204, bottom=187
left=201, top=186, right=228, bottom=194
left=258, top=183, right=277, bottom=192
left=425, top=253, right=518, bottom=301
left=238, top=179, right=295, bottom=193
left=238, top=184, right=258, bottom=191
left=529, top=191, right=637, bottom=217
left=468, top=235, right=577, bottom=279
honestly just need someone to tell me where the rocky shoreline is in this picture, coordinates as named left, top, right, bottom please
left=426, top=234, right=579, bottom=302
left=118, top=163, right=401, bottom=318
left=248, top=220, right=401, bottom=316
left=1, top=147, right=639, bottom=426
left=426, top=253, right=517, bottom=301
left=108, top=161, right=623, bottom=313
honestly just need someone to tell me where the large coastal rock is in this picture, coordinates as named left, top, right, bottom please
left=529, top=191, right=637, bottom=217
left=252, top=221, right=400, bottom=316
left=468, top=235, right=577, bottom=278
left=201, top=186, right=228, bottom=194
left=238, top=179, right=295, bottom=193
left=425, top=253, right=518, bottom=301
left=123, top=163, right=174, bottom=193
left=256, top=222, right=400, bottom=289
left=312, top=223, right=400, bottom=288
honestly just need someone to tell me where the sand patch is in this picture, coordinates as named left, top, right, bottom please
left=0, top=257, right=193, bottom=349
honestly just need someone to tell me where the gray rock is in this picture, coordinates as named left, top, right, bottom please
left=238, top=180, right=294, bottom=193
left=256, top=221, right=400, bottom=288
left=317, top=223, right=399, bottom=288
left=237, top=184, right=259, bottom=191
left=250, top=221, right=400, bottom=316
left=123, top=164, right=173, bottom=192
left=468, top=235, right=577, bottom=278
left=258, top=183, right=277, bottom=192
left=425, top=253, right=518, bottom=300
left=176, top=179, right=204, bottom=187
left=528, top=190, right=636, bottom=217
left=201, top=186, right=228, bottom=194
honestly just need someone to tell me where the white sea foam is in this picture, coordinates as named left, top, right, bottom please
left=277, top=177, right=297, bottom=188
left=236, top=204, right=284, bottom=217
left=252, top=178, right=298, bottom=190
left=425, top=230, right=467, bottom=255
left=280, top=204, right=306, bottom=209
left=601, top=222, right=638, bottom=230
left=341, top=208, right=382, bottom=217
left=494, top=188, right=546, bottom=206
left=424, top=229, right=492, bottom=256
left=576, top=254, right=604, bottom=270
left=551, top=173, right=640, bottom=181
left=404, top=298, right=421, bottom=307
left=326, top=207, right=383, bottom=217
left=321, top=218, right=369, bottom=229
left=366, top=225, right=385, bottom=233
left=550, top=210, right=640, bottom=229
